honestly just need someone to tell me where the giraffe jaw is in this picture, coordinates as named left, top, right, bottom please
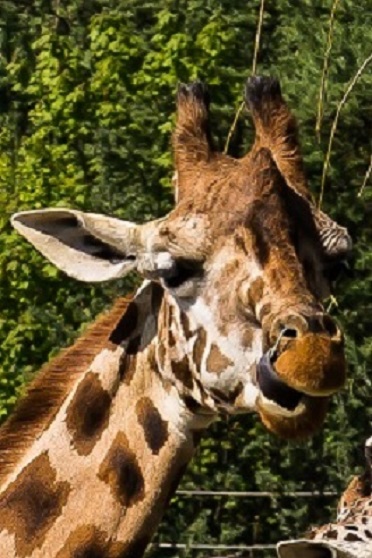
left=255, top=350, right=330, bottom=439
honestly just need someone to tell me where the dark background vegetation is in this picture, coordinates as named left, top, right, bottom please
left=0, top=1, right=371, bottom=556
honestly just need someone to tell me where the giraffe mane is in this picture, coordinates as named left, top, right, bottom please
left=0, top=297, right=132, bottom=486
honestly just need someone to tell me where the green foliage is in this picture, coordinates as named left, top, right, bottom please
left=0, top=0, right=371, bottom=556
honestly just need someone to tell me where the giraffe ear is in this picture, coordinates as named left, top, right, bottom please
left=313, top=209, right=352, bottom=259
left=11, top=209, right=144, bottom=282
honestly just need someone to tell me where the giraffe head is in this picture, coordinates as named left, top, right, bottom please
left=11, top=77, right=350, bottom=440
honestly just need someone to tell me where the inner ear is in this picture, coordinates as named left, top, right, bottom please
left=17, top=211, right=128, bottom=263
left=11, top=209, right=140, bottom=282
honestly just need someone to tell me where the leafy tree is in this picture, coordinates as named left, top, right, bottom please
left=0, top=1, right=371, bottom=556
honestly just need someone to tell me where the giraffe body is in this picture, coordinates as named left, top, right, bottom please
left=278, top=438, right=372, bottom=558
left=1, top=76, right=351, bottom=557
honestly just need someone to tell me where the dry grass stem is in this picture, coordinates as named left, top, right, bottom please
left=223, top=101, right=245, bottom=155
left=224, top=0, right=265, bottom=154
left=358, top=154, right=372, bottom=198
left=316, top=0, right=340, bottom=141
left=327, top=294, right=339, bottom=313
left=318, top=52, right=372, bottom=208
left=252, top=0, right=265, bottom=77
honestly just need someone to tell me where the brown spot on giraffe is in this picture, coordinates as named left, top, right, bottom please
left=344, top=532, right=364, bottom=542
left=55, top=524, right=125, bottom=558
left=150, top=281, right=164, bottom=314
left=168, top=327, right=177, bottom=348
left=126, top=335, right=142, bottom=355
left=180, top=310, right=193, bottom=340
left=241, top=327, right=254, bottom=348
left=146, top=343, right=159, bottom=374
left=98, top=431, right=145, bottom=507
left=259, top=302, right=272, bottom=322
left=168, top=306, right=177, bottom=347
left=206, top=343, right=233, bottom=374
left=118, top=352, right=136, bottom=385
left=170, top=355, right=193, bottom=389
left=210, top=381, right=244, bottom=405
left=109, top=301, right=138, bottom=345
left=136, top=397, right=169, bottom=455
left=248, top=277, right=264, bottom=307
left=184, top=395, right=204, bottom=414
left=66, top=372, right=111, bottom=456
left=0, top=452, right=70, bottom=557
left=193, top=327, right=207, bottom=370
left=324, top=529, right=338, bottom=539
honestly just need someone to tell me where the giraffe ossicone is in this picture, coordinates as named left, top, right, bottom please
left=1, top=76, right=351, bottom=557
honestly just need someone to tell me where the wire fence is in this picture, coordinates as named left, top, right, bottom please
left=152, top=489, right=338, bottom=556
left=175, top=490, right=338, bottom=498
left=153, top=543, right=278, bottom=558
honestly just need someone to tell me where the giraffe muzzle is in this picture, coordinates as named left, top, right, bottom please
left=255, top=312, right=346, bottom=439
left=256, top=346, right=331, bottom=439
left=267, top=313, right=346, bottom=397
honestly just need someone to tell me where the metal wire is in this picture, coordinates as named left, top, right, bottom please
left=154, top=543, right=277, bottom=551
left=175, top=490, right=337, bottom=497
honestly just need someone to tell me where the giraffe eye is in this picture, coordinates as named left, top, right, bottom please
left=164, top=259, right=202, bottom=289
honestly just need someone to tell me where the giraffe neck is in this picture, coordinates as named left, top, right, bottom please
left=0, top=282, right=205, bottom=558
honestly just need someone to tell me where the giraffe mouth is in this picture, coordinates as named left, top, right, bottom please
left=256, top=349, right=331, bottom=439
left=257, top=351, right=304, bottom=412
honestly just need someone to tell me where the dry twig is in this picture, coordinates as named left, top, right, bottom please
left=316, top=0, right=340, bottom=141
left=224, top=0, right=265, bottom=154
left=318, top=52, right=372, bottom=208
left=358, top=154, right=372, bottom=198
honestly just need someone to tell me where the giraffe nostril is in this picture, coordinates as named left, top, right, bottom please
left=270, top=313, right=342, bottom=345
left=269, top=314, right=309, bottom=346
left=321, top=315, right=340, bottom=338
left=306, top=314, right=342, bottom=339
left=281, top=328, right=298, bottom=339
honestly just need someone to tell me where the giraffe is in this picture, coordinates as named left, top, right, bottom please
left=0, top=76, right=351, bottom=557
left=277, top=437, right=372, bottom=558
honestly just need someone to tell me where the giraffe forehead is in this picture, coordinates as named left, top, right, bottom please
left=168, top=155, right=292, bottom=236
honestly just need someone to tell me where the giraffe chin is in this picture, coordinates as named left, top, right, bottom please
left=257, top=394, right=329, bottom=440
